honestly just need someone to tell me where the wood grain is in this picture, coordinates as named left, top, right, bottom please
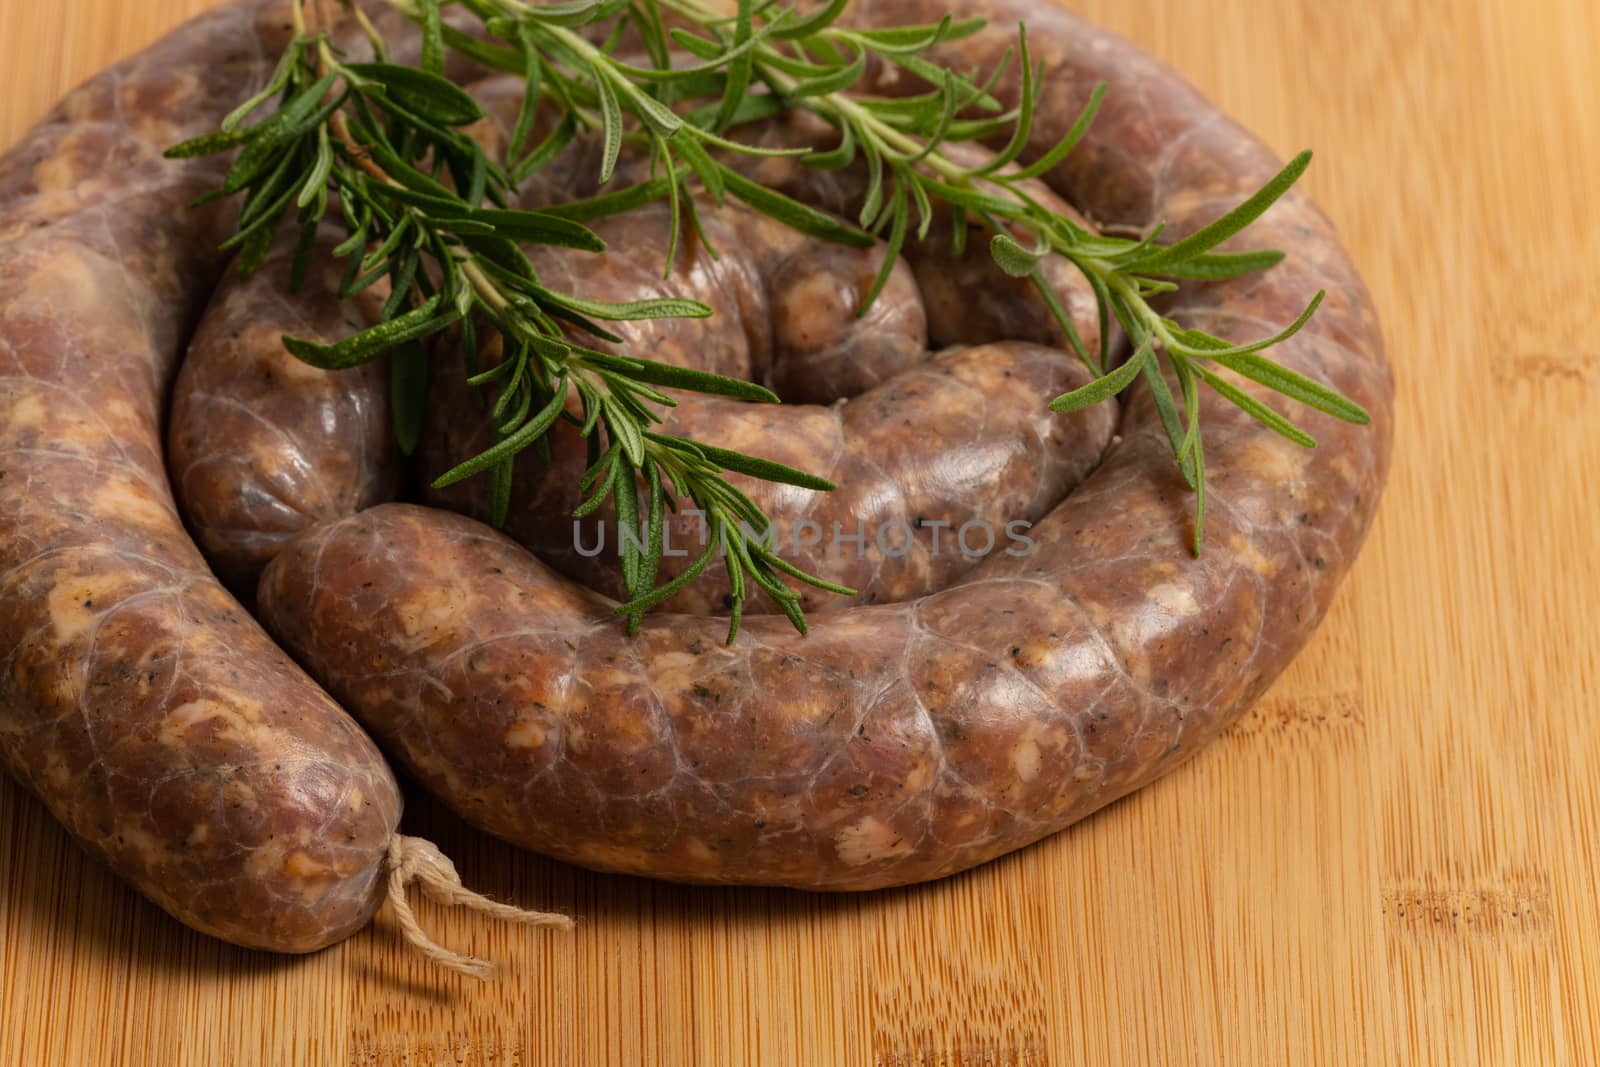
left=3, top=1, right=1597, bottom=1063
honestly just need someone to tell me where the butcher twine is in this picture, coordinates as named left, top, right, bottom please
left=385, top=835, right=575, bottom=979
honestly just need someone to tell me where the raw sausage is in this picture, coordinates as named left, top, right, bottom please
left=164, top=75, right=528, bottom=592
left=167, top=223, right=397, bottom=592
left=419, top=144, right=1107, bottom=613
left=258, top=0, right=1392, bottom=889
left=421, top=196, right=1006, bottom=613
left=0, top=0, right=403, bottom=952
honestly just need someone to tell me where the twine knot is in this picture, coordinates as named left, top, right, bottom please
left=385, top=834, right=574, bottom=980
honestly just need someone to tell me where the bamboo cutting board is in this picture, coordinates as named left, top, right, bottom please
left=2, top=1, right=1597, bottom=1064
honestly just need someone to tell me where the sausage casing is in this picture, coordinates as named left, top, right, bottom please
left=0, top=0, right=402, bottom=951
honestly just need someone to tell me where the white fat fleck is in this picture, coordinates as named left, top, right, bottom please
left=33, top=153, right=83, bottom=194
left=1012, top=738, right=1042, bottom=784
left=395, top=585, right=470, bottom=651
left=16, top=253, right=97, bottom=316
left=1245, top=433, right=1303, bottom=483
left=505, top=718, right=547, bottom=751
left=1229, top=531, right=1274, bottom=575
left=835, top=815, right=914, bottom=867
left=901, top=758, right=935, bottom=793
left=650, top=651, right=698, bottom=678
left=244, top=843, right=286, bottom=883
left=45, top=571, right=127, bottom=646
left=1146, top=582, right=1200, bottom=618
left=90, top=477, right=170, bottom=529
left=1109, top=578, right=1207, bottom=667
left=98, top=395, right=137, bottom=426
left=108, top=824, right=170, bottom=869
left=283, top=850, right=332, bottom=882
left=222, top=776, right=261, bottom=814
left=18, top=247, right=138, bottom=332
left=158, top=697, right=270, bottom=752
left=682, top=839, right=718, bottom=866
left=7, top=393, right=47, bottom=430
left=822, top=612, right=890, bottom=644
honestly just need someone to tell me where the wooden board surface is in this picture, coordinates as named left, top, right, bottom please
left=3, top=1, right=1597, bottom=1064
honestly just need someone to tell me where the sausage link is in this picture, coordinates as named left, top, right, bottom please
left=420, top=193, right=914, bottom=610
left=162, top=74, right=542, bottom=593
left=0, top=0, right=402, bottom=950
left=167, top=224, right=396, bottom=592
left=261, top=0, right=1391, bottom=891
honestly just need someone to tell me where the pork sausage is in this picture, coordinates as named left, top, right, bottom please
left=523, top=196, right=926, bottom=385
left=0, top=0, right=403, bottom=951
left=259, top=0, right=1391, bottom=890
left=162, top=75, right=546, bottom=593
left=166, top=223, right=396, bottom=592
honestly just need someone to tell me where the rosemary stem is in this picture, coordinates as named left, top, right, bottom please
left=342, top=0, right=390, bottom=59
left=813, top=89, right=969, bottom=180
left=1100, top=268, right=1177, bottom=350
left=656, top=0, right=972, bottom=182
left=460, top=257, right=515, bottom=318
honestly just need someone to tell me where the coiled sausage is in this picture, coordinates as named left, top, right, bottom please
left=257, top=0, right=1392, bottom=889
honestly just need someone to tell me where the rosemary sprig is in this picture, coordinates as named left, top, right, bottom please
left=168, top=0, right=856, bottom=641
left=638, top=0, right=1371, bottom=551
left=428, top=0, right=1370, bottom=551
left=168, top=0, right=1372, bottom=641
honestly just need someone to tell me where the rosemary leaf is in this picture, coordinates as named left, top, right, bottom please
left=1131, top=150, right=1313, bottom=273
left=1049, top=337, right=1150, bottom=413
left=390, top=340, right=430, bottom=456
